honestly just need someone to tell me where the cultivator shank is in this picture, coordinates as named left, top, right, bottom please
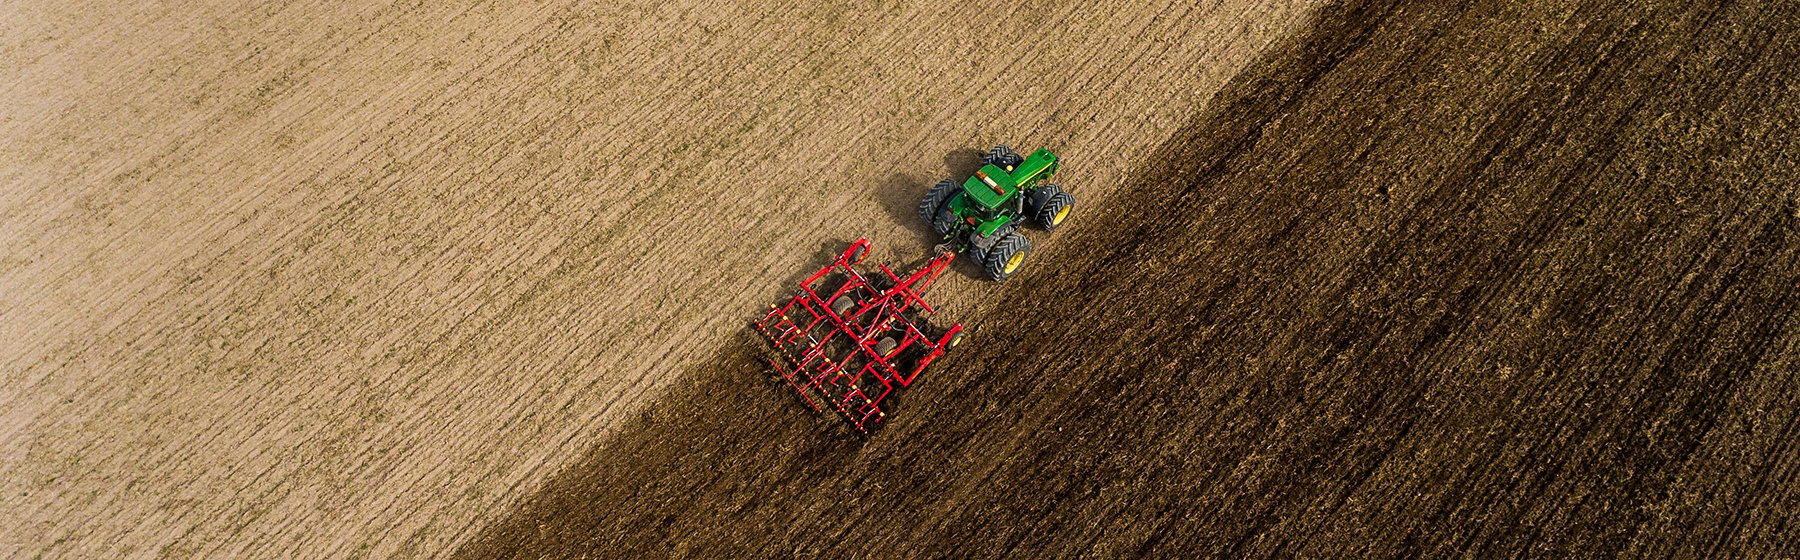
left=754, top=239, right=963, bottom=433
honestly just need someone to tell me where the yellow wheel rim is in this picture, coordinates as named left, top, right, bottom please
left=1053, top=205, right=1071, bottom=225
left=1004, top=252, right=1025, bottom=274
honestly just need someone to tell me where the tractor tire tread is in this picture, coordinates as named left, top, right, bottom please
left=1035, top=189, right=1075, bottom=231
left=982, top=232, right=1032, bottom=282
left=918, top=179, right=958, bottom=235
left=984, top=144, right=1024, bottom=169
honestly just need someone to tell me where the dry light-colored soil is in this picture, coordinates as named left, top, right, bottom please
left=1, top=0, right=1323, bottom=557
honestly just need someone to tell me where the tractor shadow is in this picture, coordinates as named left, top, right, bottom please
left=875, top=172, right=937, bottom=250
left=943, top=147, right=986, bottom=179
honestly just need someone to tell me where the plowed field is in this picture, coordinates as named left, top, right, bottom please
left=1, top=0, right=1322, bottom=557
left=459, top=0, right=1800, bottom=557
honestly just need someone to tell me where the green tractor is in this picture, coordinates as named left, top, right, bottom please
left=916, top=145, right=1075, bottom=281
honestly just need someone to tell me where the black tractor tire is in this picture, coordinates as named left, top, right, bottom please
left=983, top=144, right=1025, bottom=170
left=931, top=207, right=961, bottom=237
left=917, top=179, right=958, bottom=231
left=962, top=238, right=987, bottom=267
left=1034, top=188, right=1075, bottom=231
left=982, top=232, right=1033, bottom=281
left=1025, top=183, right=1057, bottom=217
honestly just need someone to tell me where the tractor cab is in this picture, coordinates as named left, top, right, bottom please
left=958, top=164, right=1026, bottom=228
left=962, top=165, right=1021, bottom=211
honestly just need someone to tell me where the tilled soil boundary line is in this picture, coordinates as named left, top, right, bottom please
left=458, top=0, right=1800, bottom=556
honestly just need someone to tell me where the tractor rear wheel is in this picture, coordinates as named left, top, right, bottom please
left=1034, top=187, right=1075, bottom=231
left=982, top=232, right=1032, bottom=281
left=917, top=179, right=958, bottom=235
left=984, top=144, right=1024, bottom=170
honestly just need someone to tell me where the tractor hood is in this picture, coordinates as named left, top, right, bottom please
left=961, top=164, right=1019, bottom=210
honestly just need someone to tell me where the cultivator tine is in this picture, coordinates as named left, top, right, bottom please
left=754, top=239, right=962, bottom=434
left=764, top=357, right=820, bottom=411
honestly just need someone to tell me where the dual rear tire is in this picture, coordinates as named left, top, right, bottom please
left=981, top=232, right=1032, bottom=282
left=1028, top=184, right=1075, bottom=231
left=917, top=178, right=959, bottom=236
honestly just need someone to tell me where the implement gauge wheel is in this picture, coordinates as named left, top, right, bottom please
left=830, top=295, right=857, bottom=317
left=875, top=337, right=898, bottom=357
left=983, top=232, right=1032, bottom=282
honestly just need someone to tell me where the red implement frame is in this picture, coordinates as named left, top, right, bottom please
left=754, top=239, right=963, bottom=433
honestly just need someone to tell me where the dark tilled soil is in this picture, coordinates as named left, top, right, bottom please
left=458, top=1, right=1800, bottom=557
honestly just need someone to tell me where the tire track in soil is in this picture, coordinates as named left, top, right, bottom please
left=459, top=0, right=1800, bottom=557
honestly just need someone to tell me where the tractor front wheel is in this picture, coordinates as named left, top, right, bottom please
left=1034, top=187, right=1075, bottom=231
left=984, top=144, right=1024, bottom=170
left=983, top=232, right=1033, bottom=281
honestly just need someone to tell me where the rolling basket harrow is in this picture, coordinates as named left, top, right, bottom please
left=754, top=239, right=963, bottom=433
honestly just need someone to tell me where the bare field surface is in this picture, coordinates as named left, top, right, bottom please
left=461, top=0, right=1800, bottom=557
left=0, top=0, right=1322, bottom=557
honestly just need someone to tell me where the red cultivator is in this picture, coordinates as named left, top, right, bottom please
left=754, top=239, right=964, bottom=433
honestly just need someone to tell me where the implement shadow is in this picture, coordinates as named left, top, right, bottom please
left=454, top=329, right=870, bottom=556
